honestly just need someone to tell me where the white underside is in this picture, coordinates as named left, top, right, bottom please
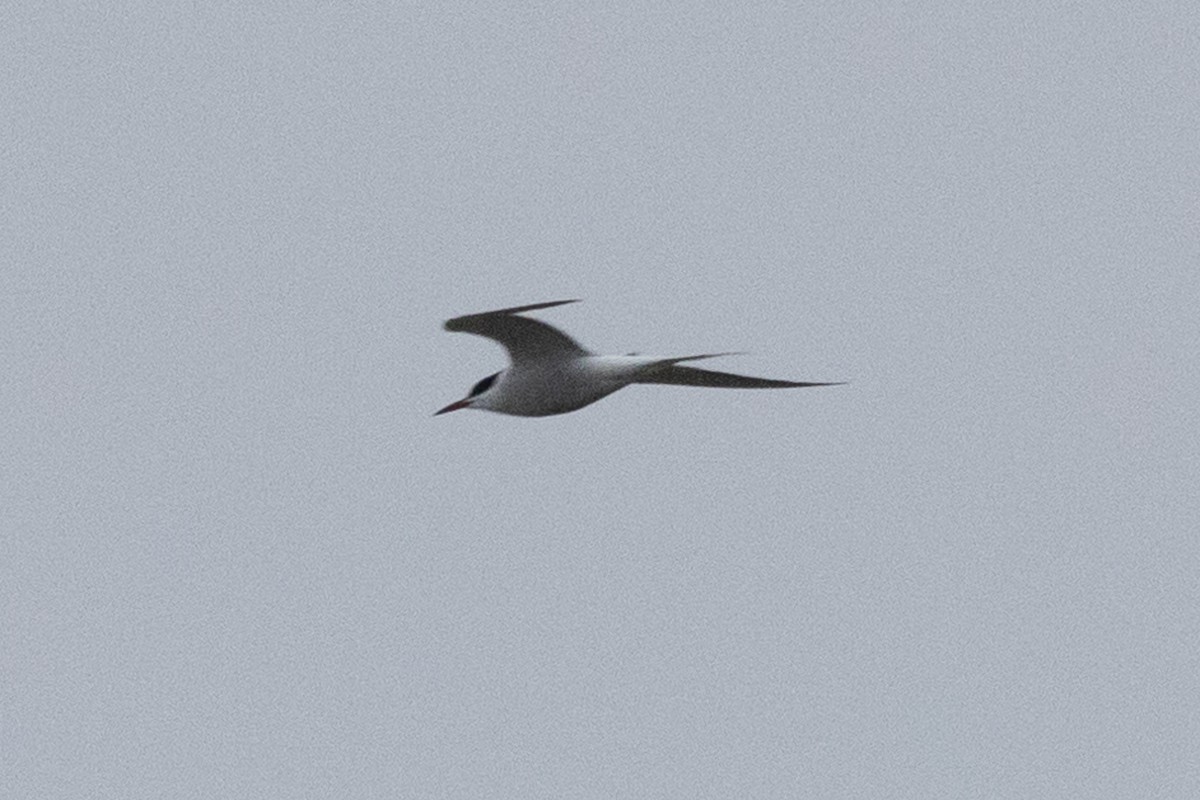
left=472, top=355, right=658, bottom=417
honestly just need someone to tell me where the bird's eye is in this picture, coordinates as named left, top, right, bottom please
left=469, top=372, right=499, bottom=398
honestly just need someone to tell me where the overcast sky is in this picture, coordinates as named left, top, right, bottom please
left=4, top=3, right=1199, bottom=798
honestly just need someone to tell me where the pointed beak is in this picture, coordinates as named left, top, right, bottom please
left=434, top=398, right=472, bottom=416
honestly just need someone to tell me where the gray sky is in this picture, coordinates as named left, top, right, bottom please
left=4, top=3, right=1199, bottom=798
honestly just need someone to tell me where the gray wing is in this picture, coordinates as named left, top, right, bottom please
left=636, top=364, right=844, bottom=389
left=443, top=299, right=590, bottom=364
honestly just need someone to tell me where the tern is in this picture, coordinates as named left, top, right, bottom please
left=435, top=300, right=843, bottom=417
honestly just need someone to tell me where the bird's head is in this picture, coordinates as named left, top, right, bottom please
left=435, top=371, right=501, bottom=415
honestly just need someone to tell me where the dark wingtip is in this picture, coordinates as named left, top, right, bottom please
left=786, top=381, right=847, bottom=388
left=444, top=298, right=581, bottom=330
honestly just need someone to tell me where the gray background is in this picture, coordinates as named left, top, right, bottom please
left=4, top=3, right=1198, bottom=798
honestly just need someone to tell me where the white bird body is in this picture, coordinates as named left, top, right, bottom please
left=436, top=300, right=842, bottom=418
left=467, top=355, right=684, bottom=417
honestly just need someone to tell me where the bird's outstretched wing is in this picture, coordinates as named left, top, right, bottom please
left=636, top=356, right=844, bottom=389
left=443, top=299, right=590, bottom=364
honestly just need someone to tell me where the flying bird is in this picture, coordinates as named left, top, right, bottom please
left=435, top=300, right=843, bottom=417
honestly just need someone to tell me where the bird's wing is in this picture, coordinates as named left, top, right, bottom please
left=636, top=362, right=844, bottom=389
left=443, top=299, right=590, bottom=364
